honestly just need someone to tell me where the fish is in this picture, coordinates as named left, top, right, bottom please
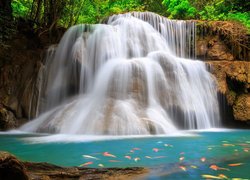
left=164, top=144, right=173, bottom=147
left=134, top=157, right=140, bottom=162
left=82, top=155, right=99, bottom=160
left=223, top=144, right=235, bottom=147
left=153, top=156, right=166, bottom=159
left=98, top=164, right=104, bottom=167
left=243, top=148, right=249, bottom=152
left=109, top=160, right=121, bottom=162
left=179, top=166, right=186, bottom=171
left=125, top=155, right=131, bottom=160
left=228, top=163, right=244, bottom=167
left=80, top=161, right=93, bottom=167
left=153, top=148, right=159, bottom=152
left=133, top=148, right=141, bottom=150
left=179, top=157, right=185, bottom=161
left=200, top=157, right=206, bottom=162
left=218, top=174, right=228, bottom=179
left=190, top=165, right=197, bottom=169
left=210, top=164, right=230, bottom=171
left=103, top=152, right=116, bottom=158
left=201, top=174, right=223, bottom=179
left=180, top=152, right=185, bottom=155
left=145, top=156, right=152, bottom=159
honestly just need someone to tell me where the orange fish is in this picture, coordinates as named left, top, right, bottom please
left=125, top=155, right=131, bottom=160
left=179, top=166, right=186, bottom=171
left=80, top=161, right=93, bottom=167
left=228, top=163, right=244, bottom=167
left=243, top=148, right=249, bottom=152
left=210, top=164, right=229, bottom=171
left=133, top=148, right=141, bottom=150
left=153, top=148, right=159, bottom=152
left=218, top=174, right=228, bottom=179
left=103, top=152, right=116, bottom=158
left=200, top=157, right=206, bottom=162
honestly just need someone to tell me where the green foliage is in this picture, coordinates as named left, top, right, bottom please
left=162, top=0, right=197, bottom=19
left=199, top=0, right=230, bottom=20
left=11, top=0, right=31, bottom=18
left=162, top=0, right=250, bottom=31
left=9, top=0, right=250, bottom=31
left=227, top=12, right=250, bottom=31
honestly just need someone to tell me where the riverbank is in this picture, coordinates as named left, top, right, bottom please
left=0, top=151, right=148, bottom=180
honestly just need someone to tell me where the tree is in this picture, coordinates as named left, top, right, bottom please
left=0, top=0, right=14, bottom=44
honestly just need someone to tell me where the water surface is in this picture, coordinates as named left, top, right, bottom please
left=1, top=129, right=250, bottom=179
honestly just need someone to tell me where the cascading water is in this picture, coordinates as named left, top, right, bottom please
left=20, top=12, right=220, bottom=135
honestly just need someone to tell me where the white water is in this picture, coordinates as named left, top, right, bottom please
left=20, top=12, right=220, bottom=135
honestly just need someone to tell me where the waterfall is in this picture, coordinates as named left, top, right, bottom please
left=21, top=12, right=220, bottom=135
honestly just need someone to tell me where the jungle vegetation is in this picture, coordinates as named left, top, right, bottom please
left=0, top=0, right=249, bottom=44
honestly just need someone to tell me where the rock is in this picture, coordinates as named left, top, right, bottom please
left=207, top=61, right=249, bottom=94
left=233, top=94, right=250, bottom=121
left=207, top=61, right=250, bottom=122
left=0, top=105, right=16, bottom=130
left=0, top=152, right=148, bottom=180
left=0, top=151, right=29, bottom=180
left=196, top=35, right=234, bottom=61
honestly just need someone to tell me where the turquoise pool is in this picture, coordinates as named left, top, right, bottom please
left=0, top=129, right=250, bottom=179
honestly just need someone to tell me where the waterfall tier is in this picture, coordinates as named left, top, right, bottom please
left=21, top=12, right=220, bottom=135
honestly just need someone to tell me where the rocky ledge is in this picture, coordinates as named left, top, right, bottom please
left=0, top=151, right=148, bottom=180
left=207, top=61, right=250, bottom=123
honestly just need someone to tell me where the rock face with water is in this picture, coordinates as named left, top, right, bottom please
left=0, top=12, right=249, bottom=131
left=18, top=12, right=221, bottom=135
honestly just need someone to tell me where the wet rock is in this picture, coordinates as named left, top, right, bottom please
left=0, top=151, right=29, bottom=180
left=233, top=94, right=250, bottom=121
left=0, top=104, right=16, bottom=130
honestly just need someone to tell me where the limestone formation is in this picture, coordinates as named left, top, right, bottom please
left=0, top=104, right=16, bottom=130
left=207, top=61, right=250, bottom=122
left=233, top=94, right=250, bottom=121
